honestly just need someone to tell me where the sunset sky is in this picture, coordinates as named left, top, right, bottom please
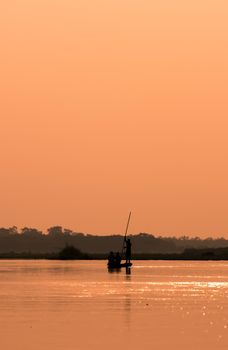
left=1, top=0, right=228, bottom=236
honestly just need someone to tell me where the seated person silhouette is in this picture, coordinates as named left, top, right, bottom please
left=115, top=252, right=121, bottom=266
left=108, top=251, right=115, bottom=265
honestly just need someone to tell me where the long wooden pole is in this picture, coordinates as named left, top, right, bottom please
left=124, top=211, right=131, bottom=239
left=122, top=211, right=131, bottom=255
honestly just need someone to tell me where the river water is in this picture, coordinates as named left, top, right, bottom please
left=0, top=260, right=228, bottom=350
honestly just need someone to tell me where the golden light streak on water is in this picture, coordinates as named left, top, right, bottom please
left=0, top=260, right=228, bottom=349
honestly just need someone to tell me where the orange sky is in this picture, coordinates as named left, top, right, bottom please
left=0, top=0, right=228, bottom=236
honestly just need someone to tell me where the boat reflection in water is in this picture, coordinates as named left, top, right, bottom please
left=108, top=265, right=132, bottom=275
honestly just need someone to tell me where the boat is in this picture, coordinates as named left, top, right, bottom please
left=108, top=262, right=132, bottom=269
left=107, top=212, right=132, bottom=269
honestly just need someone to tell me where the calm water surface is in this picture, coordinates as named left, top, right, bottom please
left=1, top=260, right=228, bottom=350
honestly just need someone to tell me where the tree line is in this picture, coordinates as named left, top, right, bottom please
left=0, top=226, right=228, bottom=254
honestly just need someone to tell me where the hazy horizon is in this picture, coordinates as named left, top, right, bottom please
left=1, top=225, right=228, bottom=240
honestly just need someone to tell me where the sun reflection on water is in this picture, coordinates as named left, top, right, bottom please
left=1, top=260, right=228, bottom=350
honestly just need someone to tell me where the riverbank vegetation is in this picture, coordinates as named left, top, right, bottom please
left=1, top=245, right=228, bottom=261
left=1, top=226, right=228, bottom=259
left=1, top=226, right=228, bottom=255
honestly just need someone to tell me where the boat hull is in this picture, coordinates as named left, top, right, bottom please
left=107, top=262, right=132, bottom=269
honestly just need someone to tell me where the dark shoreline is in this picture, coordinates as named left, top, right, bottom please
left=1, top=245, right=228, bottom=260
left=1, top=252, right=228, bottom=261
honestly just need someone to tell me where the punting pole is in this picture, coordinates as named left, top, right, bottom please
left=122, top=211, right=132, bottom=255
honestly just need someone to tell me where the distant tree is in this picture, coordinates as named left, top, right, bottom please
left=0, top=228, right=11, bottom=237
left=63, top=228, right=73, bottom=236
left=47, top=226, right=63, bottom=237
left=58, top=245, right=87, bottom=259
left=179, top=235, right=189, bottom=241
left=138, top=232, right=155, bottom=238
left=71, top=232, right=84, bottom=237
left=9, top=226, right=18, bottom=235
left=21, top=227, right=42, bottom=237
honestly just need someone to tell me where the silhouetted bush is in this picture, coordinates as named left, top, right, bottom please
left=58, top=245, right=88, bottom=260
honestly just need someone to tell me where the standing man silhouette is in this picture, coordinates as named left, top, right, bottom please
left=125, top=238, right=132, bottom=264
